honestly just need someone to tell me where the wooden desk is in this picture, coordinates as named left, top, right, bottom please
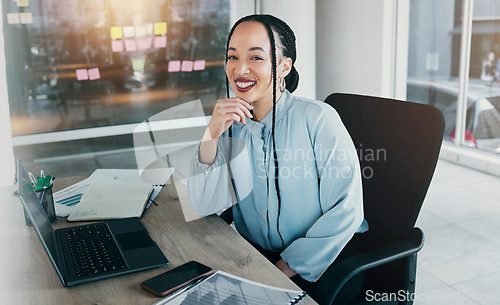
left=0, top=178, right=317, bottom=305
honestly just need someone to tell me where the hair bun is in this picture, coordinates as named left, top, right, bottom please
left=285, top=66, right=299, bottom=93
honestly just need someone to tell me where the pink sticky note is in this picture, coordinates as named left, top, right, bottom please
left=168, top=61, right=181, bottom=72
left=153, top=36, right=167, bottom=48
left=181, top=61, right=193, bottom=72
left=111, top=40, right=124, bottom=52
left=125, top=40, right=137, bottom=52
left=138, top=38, right=151, bottom=50
left=76, top=69, right=88, bottom=81
left=193, top=60, right=206, bottom=71
left=88, top=68, right=101, bottom=80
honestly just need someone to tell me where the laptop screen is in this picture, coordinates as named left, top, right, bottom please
left=18, top=160, right=65, bottom=282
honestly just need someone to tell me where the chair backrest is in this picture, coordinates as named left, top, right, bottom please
left=324, top=93, right=444, bottom=250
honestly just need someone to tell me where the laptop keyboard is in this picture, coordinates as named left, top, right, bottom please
left=65, top=223, right=127, bottom=278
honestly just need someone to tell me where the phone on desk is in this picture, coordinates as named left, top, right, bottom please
left=141, top=261, right=214, bottom=297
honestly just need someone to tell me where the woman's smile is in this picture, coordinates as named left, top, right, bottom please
left=235, top=78, right=257, bottom=92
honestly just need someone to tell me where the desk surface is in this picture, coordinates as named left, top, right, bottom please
left=0, top=178, right=317, bottom=305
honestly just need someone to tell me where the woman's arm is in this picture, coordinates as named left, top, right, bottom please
left=199, top=98, right=253, bottom=165
left=187, top=98, right=253, bottom=216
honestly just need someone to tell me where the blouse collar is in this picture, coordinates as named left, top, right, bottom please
left=233, top=90, right=292, bottom=136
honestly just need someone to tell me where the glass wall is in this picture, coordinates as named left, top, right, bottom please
left=3, top=0, right=251, bottom=176
left=407, top=0, right=500, bottom=155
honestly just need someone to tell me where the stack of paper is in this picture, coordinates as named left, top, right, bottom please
left=54, top=168, right=174, bottom=218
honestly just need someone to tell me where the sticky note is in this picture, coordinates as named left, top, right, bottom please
left=76, top=69, right=88, bottom=81
left=19, top=12, right=33, bottom=24
left=154, top=22, right=167, bottom=35
left=110, top=26, right=123, bottom=39
left=145, top=23, right=153, bottom=35
left=125, top=40, right=137, bottom=52
left=181, top=61, right=193, bottom=72
left=88, top=68, right=100, bottom=80
left=132, top=58, right=146, bottom=71
left=168, top=61, right=181, bottom=72
left=123, top=26, right=135, bottom=38
left=111, top=40, right=124, bottom=52
left=193, top=60, right=206, bottom=71
left=17, top=0, right=29, bottom=7
left=135, top=26, right=147, bottom=38
left=7, top=13, right=20, bottom=24
left=138, top=38, right=151, bottom=50
left=154, top=36, right=167, bottom=48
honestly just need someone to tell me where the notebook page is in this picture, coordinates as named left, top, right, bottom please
left=82, top=182, right=152, bottom=201
left=68, top=199, right=147, bottom=220
left=68, top=182, right=152, bottom=221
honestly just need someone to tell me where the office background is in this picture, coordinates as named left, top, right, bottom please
left=1, top=1, right=500, bottom=304
left=1, top=0, right=498, bottom=187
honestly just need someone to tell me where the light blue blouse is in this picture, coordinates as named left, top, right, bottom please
left=187, top=90, right=368, bottom=282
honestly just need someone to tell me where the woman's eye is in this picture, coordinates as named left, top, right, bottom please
left=251, top=56, right=263, bottom=61
left=227, top=55, right=237, bottom=60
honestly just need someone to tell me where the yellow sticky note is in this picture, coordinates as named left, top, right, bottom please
left=135, top=26, right=147, bottom=38
left=110, top=27, right=123, bottom=39
left=145, top=23, right=153, bottom=35
left=154, top=22, right=167, bottom=35
left=19, top=12, right=33, bottom=24
left=17, top=0, right=29, bottom=7
left=7, top=13, right=20, bottom=24
left=132, top=58, right=146, bottom=71
left=123, top=26, right=135, bottom=38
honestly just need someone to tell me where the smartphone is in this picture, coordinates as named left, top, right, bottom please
left=141, top=261, right=214, bottom=297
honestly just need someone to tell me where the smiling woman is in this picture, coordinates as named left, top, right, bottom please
left=187, top=14, right=368, bottom=304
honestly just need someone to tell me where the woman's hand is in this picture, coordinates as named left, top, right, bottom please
left=207, top=97, right=254, bottom=140
left=199, top=97, right=253, bottom=165
left=275, top=259, right=297, bottom=278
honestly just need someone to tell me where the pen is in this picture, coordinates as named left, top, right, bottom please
left=28, top=172, right=37, bottom=188
left=35, top=177, right=46, bottom=191
left=43, top=175, right=52, bottom=188
left=40, top=189, right=47, bottom=207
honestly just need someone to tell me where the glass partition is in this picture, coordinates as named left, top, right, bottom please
left=3, top=0, right=253, bottom=176
left=466, top=0, right=500, bottom=154
left=4, top=0, right=229, bottom=136
left=406, top=0, right=461, bottom=144
left=407, top=0, right=500, bottom=155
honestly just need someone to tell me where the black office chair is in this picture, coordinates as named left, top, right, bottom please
left=311, top=93, right=444, bottom=305
left=221, top=93, right=444, bottom=305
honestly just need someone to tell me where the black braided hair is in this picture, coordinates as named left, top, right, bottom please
left=225, top=15, right=299, bottom=248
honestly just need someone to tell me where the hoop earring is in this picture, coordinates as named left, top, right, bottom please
left=279, top=77, right=286, bottom=93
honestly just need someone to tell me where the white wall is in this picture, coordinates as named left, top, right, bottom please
left=316, top=0, right=399, bottom=101
left=261, top=0, right=316, bottom=100
left=0, top=14, right=15, bottom=187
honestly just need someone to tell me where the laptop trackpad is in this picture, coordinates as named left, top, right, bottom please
left=116, top=231, right=154, bottom=251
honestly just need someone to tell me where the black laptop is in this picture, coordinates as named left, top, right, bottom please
left=17, top=160, right=169, bottom=287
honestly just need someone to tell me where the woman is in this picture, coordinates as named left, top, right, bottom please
left=187, top=14, right=368, bottom=302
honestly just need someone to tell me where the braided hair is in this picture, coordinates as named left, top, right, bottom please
left=226, top=15, right=299, bottom=247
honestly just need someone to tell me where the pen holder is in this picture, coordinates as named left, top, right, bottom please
left=36, top=186, right=57, bottom=223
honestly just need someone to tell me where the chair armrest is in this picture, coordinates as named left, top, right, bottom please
left=325, top=227, right=424, bottom=304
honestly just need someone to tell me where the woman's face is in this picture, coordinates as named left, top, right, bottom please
left=226, top=21, right=290, bottom=106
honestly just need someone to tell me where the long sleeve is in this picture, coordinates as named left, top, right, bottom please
left=186, top=137, right=233, bottom=216
left=279, top=104, right=366, bottom=282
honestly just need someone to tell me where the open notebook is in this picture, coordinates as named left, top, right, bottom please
left=68, top=182, right=153, bottom=221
